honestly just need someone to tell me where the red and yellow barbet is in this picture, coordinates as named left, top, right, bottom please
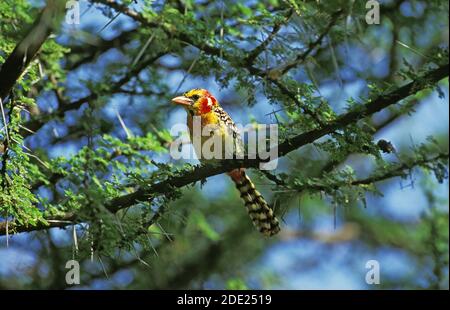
left=172, top=89, right=280, bottom=236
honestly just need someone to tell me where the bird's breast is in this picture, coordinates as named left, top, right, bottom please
left=186, top=112, right=227, bottom=161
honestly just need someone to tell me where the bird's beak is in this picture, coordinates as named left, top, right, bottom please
left=171, top=96, right=193, bottom=106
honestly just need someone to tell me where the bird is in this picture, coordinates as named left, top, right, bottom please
left=171, top=88, right=280, bottom=236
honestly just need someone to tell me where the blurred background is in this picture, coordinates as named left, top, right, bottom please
left=0, top=0, right=448, bottom=289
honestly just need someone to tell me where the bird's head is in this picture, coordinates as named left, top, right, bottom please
left=171, top=88, right=218, bottom=115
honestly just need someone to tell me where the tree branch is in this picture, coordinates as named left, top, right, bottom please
left=66, top=28, right=137, bottom=71
left=0, top=0, right=66, bottom=100
left=243, top=9, right=294, bottom=66
left=21, top=51, right=167, bottom=137
left=276, top=9, right=343, bottom=76
left=277, top=63, right=449, bottom=157
left=293, top=152, right=449, bottom=193
left=1, top=62, right=447, bottom=236
left=100, top=60, right=449, bottom=210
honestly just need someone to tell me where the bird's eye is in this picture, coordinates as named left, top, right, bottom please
left=191, top=94, right=200, bottom=101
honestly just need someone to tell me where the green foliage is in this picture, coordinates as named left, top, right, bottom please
left=226, top=277, right=249, bottom=290
left=0, top=102, right=45, bottom=228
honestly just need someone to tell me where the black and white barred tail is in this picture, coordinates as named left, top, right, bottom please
left=232, top=172, right=280, bottom=237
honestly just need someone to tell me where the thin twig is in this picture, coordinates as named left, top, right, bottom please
left=0, top=98, right=10, bottom=143
left=115, top=109, right=132, bottom=139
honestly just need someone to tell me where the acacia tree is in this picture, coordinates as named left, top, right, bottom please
left=0, top=0, right=448, bottom=289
